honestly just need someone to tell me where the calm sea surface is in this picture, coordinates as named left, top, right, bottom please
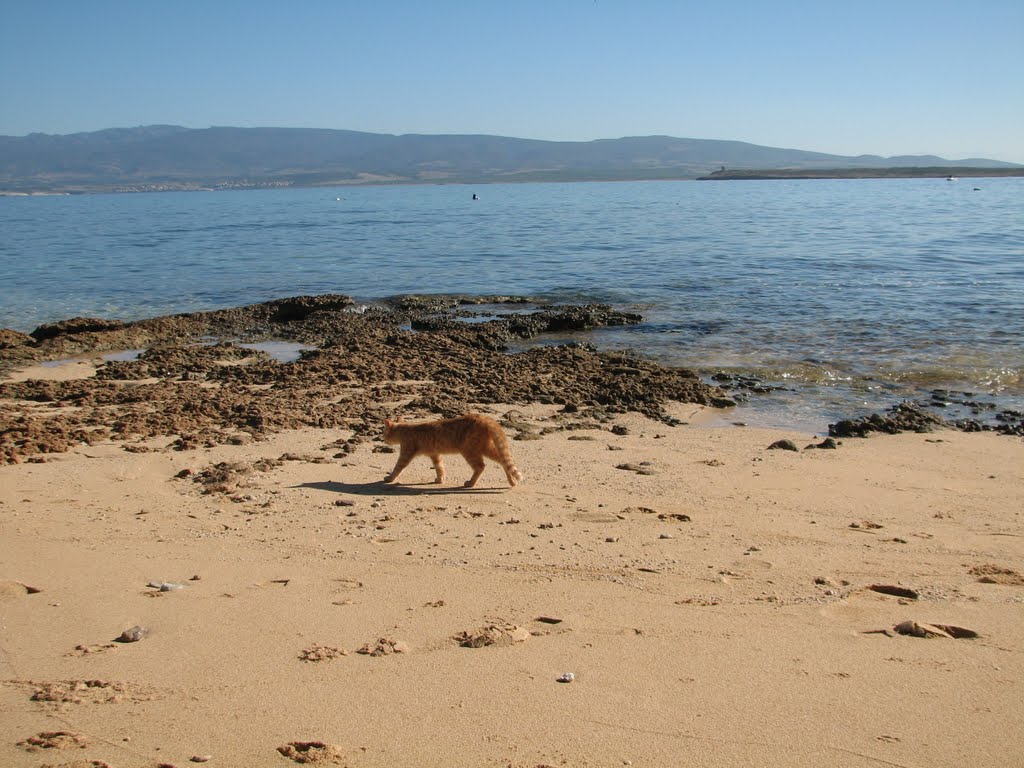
left=2, top=179, right=1022, bottom=431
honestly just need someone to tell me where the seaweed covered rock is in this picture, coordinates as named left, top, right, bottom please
left=0, top=295, right=728, bottom=463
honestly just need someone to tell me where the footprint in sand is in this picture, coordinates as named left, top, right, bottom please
left=355, top=637, right=409, bottom=656
left=969, top=564, right=1024, bottom=586
left=298, top=645, right=349, bottom=662
left=277, top=741, right=345, bottom=764
left=18, top=679, right=155, bottom=708
left=891, top=621, right=979, bottom=639
left=16, top=730, right=89, bottom=752
left=455, top=622, right=531, bottom=648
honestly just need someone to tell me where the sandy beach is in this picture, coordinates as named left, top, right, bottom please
left=2, top=298, right=1023, bottom=767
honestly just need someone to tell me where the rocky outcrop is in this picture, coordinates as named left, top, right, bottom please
left=0, top=295, right=728, bottom=463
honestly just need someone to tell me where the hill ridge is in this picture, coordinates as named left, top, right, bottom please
left=1, top=125, right=1018, bottom=193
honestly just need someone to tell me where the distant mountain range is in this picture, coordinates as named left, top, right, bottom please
left=0, top=125, right=1019, bottom=193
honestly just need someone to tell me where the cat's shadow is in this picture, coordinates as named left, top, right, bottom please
left=296, top=480, right=507, bottom=496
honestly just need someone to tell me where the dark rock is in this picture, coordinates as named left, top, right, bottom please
left=0, top=328, right=33, bottom=349
left=868, top=584, right=919, bottom=600
left=0, top=295, right=730, bottom=464
left=805, top=437, right=839, bottom=449
left=829, top=402, right=947, bottom=438
left=767, top=439, right=799, bottom=452
left=31, top=316, right=126, bottom=342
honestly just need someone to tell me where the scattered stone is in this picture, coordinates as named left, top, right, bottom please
left=557, top=672, right=575, bottom=683
left=190, top=756, right=213, bottom=763
left=767, top=439, right=799, bottom=452
left=850, top=520, right=884, bottom=530
left=535, top=616, right=563, bottom=624
left=657, top=512, right=691, bottom=522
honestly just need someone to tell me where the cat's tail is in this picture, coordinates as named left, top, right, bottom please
left=492, top=433, right=524, bottom=487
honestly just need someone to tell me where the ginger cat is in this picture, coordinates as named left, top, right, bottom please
left=382, top=413, right=524, bottom=488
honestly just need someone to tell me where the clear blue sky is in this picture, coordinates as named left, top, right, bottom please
left=2, top=0, right=1022, bottom=162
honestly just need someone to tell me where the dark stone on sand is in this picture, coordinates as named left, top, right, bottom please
left=805, top=437, right=839, bottom=449
left=616, top=462, right=657, bottom=475
left=767, top=439, right=799, bottom=452
left=829, top=402, right=947, bottom=438
left=868, top=584, right=919, bottom=600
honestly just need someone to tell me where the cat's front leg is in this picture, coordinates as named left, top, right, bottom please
left=462, top=454, right=486, bottom=488
left=384, top=449, right=414, bottom=483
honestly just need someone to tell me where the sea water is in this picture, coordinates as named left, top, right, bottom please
left=2, top=179, right=1022, bottom=430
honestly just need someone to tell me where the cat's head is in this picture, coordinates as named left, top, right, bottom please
left=382, top=418, right=401, bottom=444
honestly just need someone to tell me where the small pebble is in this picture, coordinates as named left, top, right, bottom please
left=190, top=756, right=212, bottom=763
left=557, top=672, right=575, bottom=683
left=117, top=625, right=147, bottom=643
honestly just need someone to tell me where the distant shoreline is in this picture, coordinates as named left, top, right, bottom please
left=698, top=167, right=1024, bottom=180
left=4, top=167, right=1024, bottom=196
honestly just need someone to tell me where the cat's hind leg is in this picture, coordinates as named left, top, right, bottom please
left=430, top=454, right=446, bottom=484
left=485, top=444, right=522, bottom=487
left=461, top=453, right=486, bottom=488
